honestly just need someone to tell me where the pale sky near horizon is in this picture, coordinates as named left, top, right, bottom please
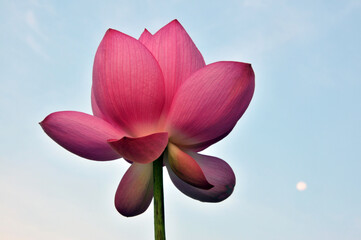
left=1, top=0, right=361, bottom=239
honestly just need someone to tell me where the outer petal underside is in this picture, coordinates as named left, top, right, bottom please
left=40, top=111, right=124, bottom=160
left=140, top=20, right=206, bottom=115
left=167, top=61, right=255, bottom=149
left=93, top=29, right=165, bottom=137
left=166, top=151, right=236, bottom=202
left=115, top=163, right=153, bottom=217
left=108, top=132, right=169, bottom=164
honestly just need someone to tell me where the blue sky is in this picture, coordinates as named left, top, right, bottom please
left=1, top=0, right=361, bottom=239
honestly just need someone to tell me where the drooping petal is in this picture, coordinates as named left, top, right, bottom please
left=141, top=20, right=206, bottom=115
left=166, top=151, right=235, bottom=202
left=138, top=28, right=153, bottom=44
left=166, top=143, right=213, bottom=189
left=108, top=132, right=168, bottom=164
left=115, top=163, right=153, bottom=217
left=40, top=111, right=124, bottom=160
left=93, top=29, right=165, bottom=136
left=167, top=61, right=255, bottom=149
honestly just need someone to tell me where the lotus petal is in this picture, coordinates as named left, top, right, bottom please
left=40, top=111, right=124, bottom=160
left=108, top=132, right=168, bottom=164
left=115, top=163, right=153, bottom=217
left=167, top=61, right=255, bottom=149
left=93, top=29, right=165, bottom=136
left=167, top=143, right=213, bottom=189
left=138, top=28, right=153, bottom=44
left=141, top=20, right=206, bottom=115
left=166, top=151, right=235, bottom=202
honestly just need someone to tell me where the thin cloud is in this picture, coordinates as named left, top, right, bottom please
left=25, top=10, right=36, bottom=29
left=25, top=35, right=49, bottom=59
left=243, top=0, right=270, bottom=8
left=24, top=8, right=50, bottom=59
left=25, top=9, right=47, bottom=40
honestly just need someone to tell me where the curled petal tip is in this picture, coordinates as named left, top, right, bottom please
left=108, top=132, right=168, bottom=164
left=168, top=19, right=183, bottom=28
left=159, top=19, right=185, bottom=31
left=105, top=28, right=114, bottom=35
left=139, top=28, right=153, bottom=43
left=107, top=28, right=116, bottom=32
left=103, top=28, right=128, bottom=40
left=143, top=28, right=151, bottom=34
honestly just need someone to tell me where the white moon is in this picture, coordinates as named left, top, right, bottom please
left=296, top=181, right=307, bottom=191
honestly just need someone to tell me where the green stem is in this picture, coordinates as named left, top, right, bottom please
left=153, top=153, right=166, bottom=240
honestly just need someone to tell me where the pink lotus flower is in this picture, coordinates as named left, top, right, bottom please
left=40, top=20, right=254, bottom=217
